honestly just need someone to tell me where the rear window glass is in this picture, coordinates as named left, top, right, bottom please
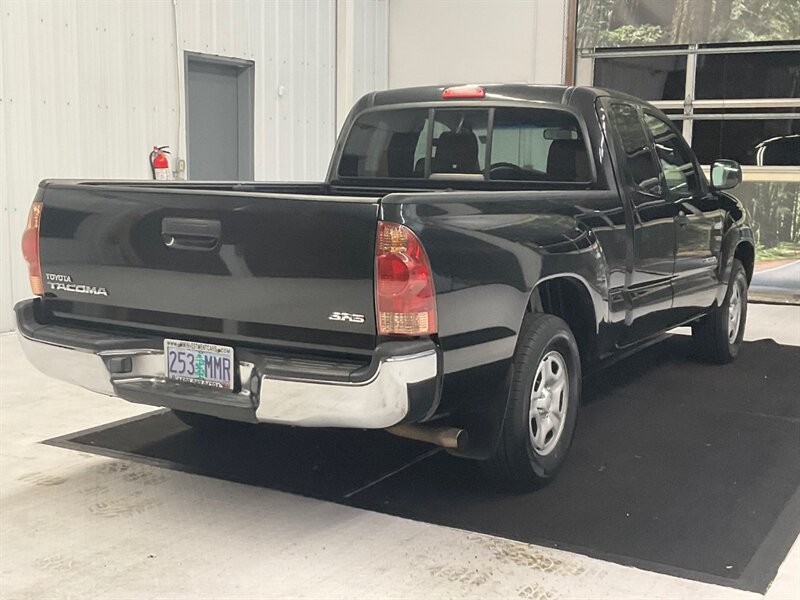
left=490, top=108, right=588, bottom=181
left=338, top=109, right=428, bottom=179
left=429, top=109, right=488, bottom=175
left=338, top=107, right=589, bottom=183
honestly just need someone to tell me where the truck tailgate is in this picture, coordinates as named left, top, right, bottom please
left=38, top=182, right=380, bottom=352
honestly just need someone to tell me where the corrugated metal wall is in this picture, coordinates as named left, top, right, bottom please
left=351, top=0, right=389, bottom=103
left=335, top=0, right=389, bottom=131
left=0, top=0, right=388, bottom=332
left=388, top=0, right=568, bottom=88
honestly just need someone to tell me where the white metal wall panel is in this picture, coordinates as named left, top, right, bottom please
left=175, top=0, right=337, bottom=182
left=335, top=0, right=389, bottom=132
left=0, top=25, right=9, bottom=333
left=388, top=0, right=568, bottom=88
left=0, top=0, right=355, bottom=332
left=352, top=0, right=389, bottom=101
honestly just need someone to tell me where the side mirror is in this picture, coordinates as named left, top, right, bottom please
left=710, top=159, right=742, bottom=191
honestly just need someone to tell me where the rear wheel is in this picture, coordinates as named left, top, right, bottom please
left=482, top=313, right=581, bottom=490
left=691, top=258, right=748, bottom=364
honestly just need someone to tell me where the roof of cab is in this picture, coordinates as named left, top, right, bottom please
left=362, top=84, right=667, bottom=115
left=367, top=84, right=616, bottom=107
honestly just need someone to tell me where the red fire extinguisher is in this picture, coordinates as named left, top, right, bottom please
left=149, top=146, right=171, bottom=180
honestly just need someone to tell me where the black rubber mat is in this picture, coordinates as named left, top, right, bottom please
left=46, top=336, right=800, bottom=593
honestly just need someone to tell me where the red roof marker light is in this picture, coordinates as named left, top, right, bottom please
left=442, top=85, right=485, bottom=99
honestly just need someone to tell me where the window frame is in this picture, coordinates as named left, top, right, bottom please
left=332, top=102, right=598, bottom=189
left=605, top=100, right=664, bottom=204
left=641, top=109, right=705, bottom=198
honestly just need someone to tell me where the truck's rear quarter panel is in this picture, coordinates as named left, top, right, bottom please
left=379, top=189, right=626, bottom=456
left=381, top=190, right=624, bottom=368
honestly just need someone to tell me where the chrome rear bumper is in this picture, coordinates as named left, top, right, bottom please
left=15, top=299, right=439, bottom=429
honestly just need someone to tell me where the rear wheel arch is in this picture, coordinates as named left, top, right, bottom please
left=481, top=312, right=581, bottom=488
left=449, top=275, right=599, bottom=462
left=692, top=258, right=748, bottom=364
left=527, top=276, right=599, bottom=371
left=734, top=241, right=755, bottom=284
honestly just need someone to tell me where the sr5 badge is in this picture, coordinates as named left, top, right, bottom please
left=328, top=311, right=366, bottom=324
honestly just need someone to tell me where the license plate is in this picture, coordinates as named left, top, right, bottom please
left=164, top=339, right=235, bottom=390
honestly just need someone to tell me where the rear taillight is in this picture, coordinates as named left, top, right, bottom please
left=21, top=202, right=44, bottom=296
left=375, top=221, right=437, bottom=336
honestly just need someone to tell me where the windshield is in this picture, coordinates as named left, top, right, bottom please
left=337, top=106, right=590, bottom=183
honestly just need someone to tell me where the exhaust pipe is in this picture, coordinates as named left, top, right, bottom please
left=387, top=423, right=468, bottom=450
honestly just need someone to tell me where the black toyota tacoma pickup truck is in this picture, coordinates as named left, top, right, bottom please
left=17, top=84, right=753, bottom=487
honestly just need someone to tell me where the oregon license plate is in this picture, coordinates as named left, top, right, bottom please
left=164, top=339, right=235, bottom=389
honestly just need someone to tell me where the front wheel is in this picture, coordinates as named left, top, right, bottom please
left=691, top=258, right=748, bottom=364
left=481, top=313, right=581, bottom=490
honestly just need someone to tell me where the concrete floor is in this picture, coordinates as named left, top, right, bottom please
left=750, top=260, right=800, bottom=304
left=1, top=304, right=798, bottom=599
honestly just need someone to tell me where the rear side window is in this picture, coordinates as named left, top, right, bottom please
left=338, top=106, right=590, bottom=183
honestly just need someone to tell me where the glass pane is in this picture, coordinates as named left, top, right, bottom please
left=608, top=103, right=661, bottom=203
left=643, top=113, right=700, bottom=196
left=735, top=179, right=800, bottom=302
left=338, top=109, right=429, bottom=178
left=694, top=107, right=800, bottom=116
left=691, top=119, right=800, bottom=165
left=578, top=0, right=800, bottom=48
left=658, top=111, right=686, bottom=130
left=489, top=108, right=589, bottom=182
left=594, top=55, right=686, bottom=101
left=430, top=110, right=488, bottom=175
left=695, top=51, right=800, bottom=99
left=411, top=118, right=453, bottom=172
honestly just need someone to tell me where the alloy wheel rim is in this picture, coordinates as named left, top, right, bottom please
left=728, top=281, right=743, bottom=344
left=529, top=350, right=569, bottom=456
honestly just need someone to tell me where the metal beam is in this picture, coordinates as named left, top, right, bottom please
left=581, top=44, right=800, bottom=59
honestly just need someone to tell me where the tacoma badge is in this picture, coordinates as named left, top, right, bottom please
left=45, top=273, right=109, bottom=296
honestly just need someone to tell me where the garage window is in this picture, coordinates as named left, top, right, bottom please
left=586, top=39, right=800, bottom=301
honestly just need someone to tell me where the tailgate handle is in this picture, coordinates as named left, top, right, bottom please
left=162, top=218, right=221, bottom=251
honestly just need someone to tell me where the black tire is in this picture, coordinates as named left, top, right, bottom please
left=482, top=313, right=581, bottom=490
left=691, top=258, right=748, bottom=364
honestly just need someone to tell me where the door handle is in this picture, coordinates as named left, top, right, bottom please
left=162, top=218, right=221, bottom=251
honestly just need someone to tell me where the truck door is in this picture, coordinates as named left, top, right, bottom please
left=641, top=111, right=723, bottom=319
left=604, top=101, right=676, bottom=345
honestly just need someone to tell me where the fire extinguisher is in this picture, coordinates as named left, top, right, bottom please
left=149, top=146, right=171, bottom=180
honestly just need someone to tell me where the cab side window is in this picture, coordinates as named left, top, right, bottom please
left=608, top=103, right=661, bottom=204
left=643, top=113, right=701, bottom=198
